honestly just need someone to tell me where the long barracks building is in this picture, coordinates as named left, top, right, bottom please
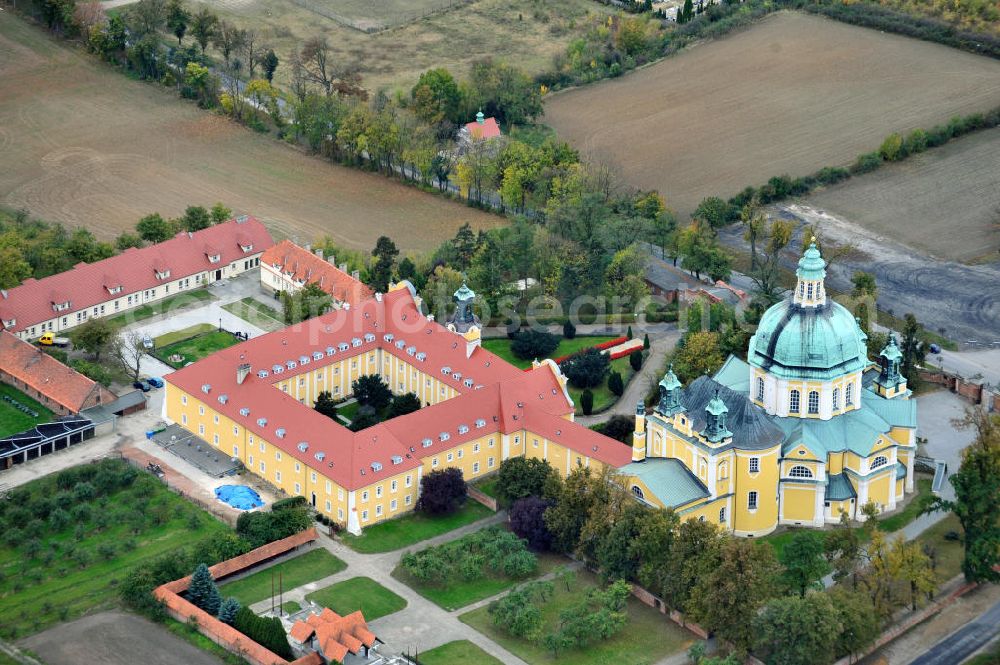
left=163, top=282, right=631, bottom=534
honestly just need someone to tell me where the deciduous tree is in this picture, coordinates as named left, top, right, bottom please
left=752, top=593, right=843, bottom=665
left=313, top=391, right=339, bottom=421
left=416, top=468, right=466, bottom=515
left=780, top=531, right=831, bottom=597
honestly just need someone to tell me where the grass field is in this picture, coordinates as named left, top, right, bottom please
left=916, top=513, right=966, bottom=584
left=0, top=383, right=54, bottom=438
left=420, top=640, right=505, bottom=665
left=0, top=12, right=500, bottom=252
left=393, top=552, right=565, bottom=611
left=219, top=548, right=347, bottom=606
left=102, top=289, right=215, bottom=327
left=460, top=569, right=691, bottom=665
left=481, top=335, right=617, bottom=370
left=153, top=323, right=216, bottom=348
left=152, top=330, right=242, bottom=368
left=567, top=356, right=634, bottom=415
left=305, top=576, right=407, bottom=621
left=805, top=128, right=1000, bottom=263
left=221, top=298, right=284, bottom=332
left=0, top=461, right=228, bottom=638
left=341, top=501, right=494, bottom=553
left=544, top=11, right=1000, bottom=223
left=194, top=0, right=607, bottom=92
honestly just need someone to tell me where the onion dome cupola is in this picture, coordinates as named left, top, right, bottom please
left=747, top=242, right=868, bottom=384
left=874, top=334, right=906, bottom=398
left=701, top=390, right=732, bottom=443
left=656, top=364, right=685, bottom=417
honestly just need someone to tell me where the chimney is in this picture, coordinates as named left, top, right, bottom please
left=305, top=243, right=311, bottom=252
left=1, top=289, right=6, bottom=299
left=327, top=254, right=336, bottom=266
left=351, top=270, right=360, bottom=280
left=314, top=248, right=324, bottom=260
left=339, top=263, right=348, bottom=273
left=236, top=363, right=251, bottom=385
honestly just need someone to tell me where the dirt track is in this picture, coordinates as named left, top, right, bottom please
left=543, top=11, right=1000, bottom=223
left=19, top=610, right=225, bottom=665
left=0, top=12, right=500, bottom=252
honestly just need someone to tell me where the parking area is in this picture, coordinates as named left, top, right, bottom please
left=150, top=424, right=241, bottom=477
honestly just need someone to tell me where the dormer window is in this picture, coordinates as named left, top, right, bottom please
left=272, top=364, right=284, bottom=374
left=439, top=432, right=450, bottom=442
left=155, top=269, right=171, bottom=280
left=391, top=455, right=403, bottom=465
left=275, top=427, right=286, bottom=438
left=208, top=254, right=221, bottom=263
left=107, top=285, right=123, bottom=295
left=351, top=338, right=362, bottom=348
left=52, top=301, right=70, bottom=312
left=364, top=333, right=375, bottom=343
left=299, top=355, right=310, bottom=365
left=458, top=424, right=469, bottom=434
left=475, top=419, right=486, bottom=428
left=464, top=378, right=474, bottom=388
left=2, top=318, right=15, bottom=328
left=371, top=462, right=383, bottom=472
left=240, top=243, right=253, bottom=253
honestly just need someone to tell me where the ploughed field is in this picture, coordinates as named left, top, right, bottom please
left=543, top=12, right=1000, bottom=223
left=0, top=12, right=500, bottom=252
left=803, top=128, right=1000, bottom=264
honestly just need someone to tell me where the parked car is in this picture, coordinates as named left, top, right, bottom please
left=142, top=335, right=154, bottom=350
left=146, top=377, right=164, bottom=389
left=929, top=343, right=942, bottom=355
left=37, top=332, right=71, bottom=347
left=133, top=380, right=152, bottom=392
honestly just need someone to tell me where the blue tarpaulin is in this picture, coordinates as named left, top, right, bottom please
left=214, top=485, right=265, bottom=510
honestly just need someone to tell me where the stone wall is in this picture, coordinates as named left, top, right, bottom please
left=919, top=369, right=999, bottom=411
left=629, top=584, right=710, bottom=639
left=466, top=486, right=498, bottom=511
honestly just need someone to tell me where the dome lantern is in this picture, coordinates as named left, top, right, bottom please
left=701, top=390, right=732, bottom=443
left=793, top=239, right=827, bottom=308
left=874, top=334, right=906, bottom=397
left=657, top=364, right=685, bottom=417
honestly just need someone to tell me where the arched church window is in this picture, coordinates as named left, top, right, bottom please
left=870, top=456, right=888, bottom=470
left=756, top=377, right=765, bottom=402
left=789, top=465, right=813, bottom=478
left=789, top=390, right=800, bottom=413
left=846, top=383, right=854, bottom=406
left=807, top=284, right=814, bottom=299
left=808, top=391, right=820, bottom=414
left=718, top=461, right=729, bottom=479
left=631, top=485, right=645, bottom=500
left=832, top=388, right=840, bottom=410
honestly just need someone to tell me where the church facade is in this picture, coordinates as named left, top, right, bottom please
left=626, top=243, right=917, bottom=536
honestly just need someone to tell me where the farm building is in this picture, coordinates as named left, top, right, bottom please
left=0, top=216, right=273, bottom=341
left=457, top=111, right=502, bottom=148
left=260, top=240, right=372, bottom=309
left=0, top=330, right=116, bottom=415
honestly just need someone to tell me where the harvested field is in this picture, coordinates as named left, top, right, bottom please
left=805, top=128, right=1000, bottom=264
left=543, top=11, right=1000, bottom=222
left=19, top=611, right=225, bottom=665
left=0, top=12, right=500, bottom=252
left=192, top=0, right=606, bottom=91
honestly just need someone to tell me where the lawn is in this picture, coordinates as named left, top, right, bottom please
left=103, top=289, right=215, bottom=327
left=222, top=298, right=284, bottom=332
left=219, top=548, right=346, bottom=606
left=420, top=640, right=504, bottom=665
left=460, top=570, right=691, bottom=665
left=341, top=501, right=494, bottom=554
left=153, top=323, right=216, bottom=348
left=0, top=383, right=54, bottom=438
left=481, top=335, right=617, bottom=370
left=305, top=576, right=407, bottom=621
left=915, top=513, right=966, bottom=584
left=282, top=601, right=301, bottom=614
left=474, top=477, right=499, bottom=500
left=879, top=477, right=934, bottom=532
left=336, top=400, right=361, bottom=425
left=394, top=552, right=566, bottom=611
left=0, top=459, right=228, bottom=638
left=152, top=330, right=242, bottom=369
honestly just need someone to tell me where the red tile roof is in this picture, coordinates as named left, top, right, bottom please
left=165, top=287, right=628, bottom=490
left=463, top=117, right=501, bottom=140
left=0, top=331, right=115, bottom=412
left=290, top=609, right=376, bottom=663
left=261, top=240, right=372, bottom=307
left=0, top=217, right=274, bottom=335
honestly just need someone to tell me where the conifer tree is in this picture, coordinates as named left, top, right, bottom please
left=218, top=597, right=241, bottom=624
left=187, top=563, right=222, bottom=615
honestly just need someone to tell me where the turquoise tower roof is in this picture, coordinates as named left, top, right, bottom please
left=797, top=242, right=826, bottom=280
left=748, top=299, right=868, bottom=380
left=454, top=283, right=475, bottom=302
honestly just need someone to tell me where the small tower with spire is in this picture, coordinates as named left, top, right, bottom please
left=656, top=364, right=685, bottom=417
left=632, top=402, right=647, bottom=463
left=446, top=283, right=481, bottom=358
left=793, top=238, right=827, bottom=308
left=874, top=334, right=907, bottom=398
left=701, top=389, right=733, bottom=444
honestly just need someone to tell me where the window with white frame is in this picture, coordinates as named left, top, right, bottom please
left=405, top=475, right=412, bottom=487
left=391, top=480, right=397, bottom=492
left=756, top=376, right=765, bottom=401
left=376, top=505, right=383, bottom=516
left=788, top=465, right=813, bottom=478
left=846, top=383, right=854, bottom=406
left=405, top=495, right=412, bottom=505
left=390, top=499, right=397, bottom=511
left=749, top=457, right=760, bottom=473
left=362, top=510, right=368, bottom=522
left=808, top=390, right=820, bottom=414
left=789, top=389, right=800, bottom=413
left=748, top=491, right=758, bottom=510
left=362, top=491, right=369, bottom=501
left=488, top=456, right=495, bottom=468
left=870, top=455, right=888, bottom=470
left=473, top=462, right=480, bottom=474
left=719, top=507, right=727, bottom=523
left=832, top=388, right=840, bottom=410
left=631, top=485, right=645, bottom=499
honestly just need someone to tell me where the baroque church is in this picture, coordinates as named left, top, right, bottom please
left=625, top=242, right=917, bottom=536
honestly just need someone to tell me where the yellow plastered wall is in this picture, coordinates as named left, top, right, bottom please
left=354, top=467, right=420, bottom=526
left=867, top=472, right=892, bottom=508
left=423, top=432, right=502, bottom=481
left=680, top=497, right=730, bottom=526
left=782, top=485, right=817, bottom=522
left=732, top=446, right=780, bottom=535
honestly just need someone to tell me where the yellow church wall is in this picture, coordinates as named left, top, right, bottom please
left=680, top=497, right=731, bottom=527
left=895, top=477, right=904, bottom=499
left=715, top=454, right=734, bottom=496
left=781, top=458, right=820, bottom=477
left=732, top=446, right=780, bottom=536
left=627, top=477, right=665, bottom=509
left=827, top=453, right=844, bottom=475
left=866, top=471, right=892, bottom=509
left=782, top=485, right=817, bottom=522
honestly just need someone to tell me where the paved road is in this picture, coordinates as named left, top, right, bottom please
left=717, top=204, right=1000, bottom=347
left=909, top=599, right=1000, bottom=665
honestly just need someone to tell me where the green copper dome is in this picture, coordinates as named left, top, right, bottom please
left=659, top=364, right=681, bottom=392
left=454, top=283, right=475, bottom=302
left=797, top=242, right=826, bottom=280
left=748, top=299, right=868, bottom=380
left=879, top=335, right=902, bottom=362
